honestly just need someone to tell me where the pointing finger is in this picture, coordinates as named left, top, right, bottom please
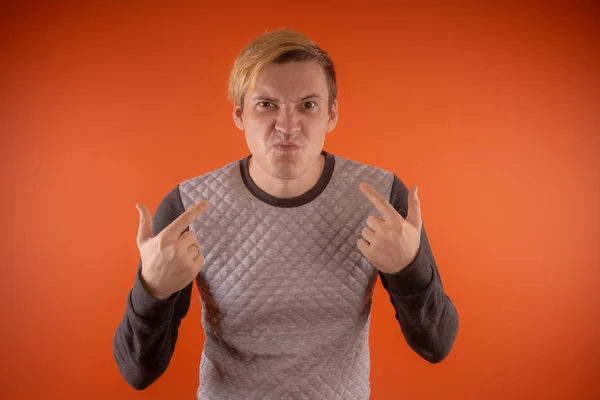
left=359, top=182, right=398, bottom=221
left=161, top=200, right=211, bottom=240
left=136, top=203, right=153, bottom=246
left=406, top=186, right=422, bottom=230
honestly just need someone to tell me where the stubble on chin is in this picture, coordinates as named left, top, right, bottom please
left=265, top=152, right=303, bottom=180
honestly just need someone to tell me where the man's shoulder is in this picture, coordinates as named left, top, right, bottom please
left=331, top=152, right=398, bottom=190
left=177, top=156, right=246, bottom=210
left=153, top=156, right=244, bottom=217
left=179, top=156, right=244, bottom=188
left=330, top=152, right=409, bottom=210
left=332, top=152, right=394, bottom=176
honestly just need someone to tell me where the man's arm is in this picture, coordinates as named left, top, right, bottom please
left=113, top=185, right=193, bottom=389
left=378, top=174, right=459, bottom=363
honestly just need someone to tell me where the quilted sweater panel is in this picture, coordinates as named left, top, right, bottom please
left=178, top=153, right=394, bottom=400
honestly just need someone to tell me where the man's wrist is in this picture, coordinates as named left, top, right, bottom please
left=382, top=246, right=433, bottom=295
left=139, top=271, right=171, bottom=301
left=130, top=269, right=178, bottom=321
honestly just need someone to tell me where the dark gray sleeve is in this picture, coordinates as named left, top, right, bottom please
left=378, top=174, right=459, bottom=363
left=113, top=185, right=194, bottom=390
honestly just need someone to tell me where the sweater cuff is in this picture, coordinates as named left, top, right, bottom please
left=382, top=245, right=433, bottom=295
left=130, top=269, right=178, bottom=322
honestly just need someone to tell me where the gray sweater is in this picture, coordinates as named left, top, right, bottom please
left=113, top=150, right=459, bottom=399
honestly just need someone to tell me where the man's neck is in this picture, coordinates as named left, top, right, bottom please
left=248, top=154, right=325, bottom=199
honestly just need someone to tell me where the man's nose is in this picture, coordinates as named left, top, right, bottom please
left=274, top=107, right=301, bottom=135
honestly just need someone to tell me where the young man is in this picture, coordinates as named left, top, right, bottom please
left=113, top=29, right=459, bottom=399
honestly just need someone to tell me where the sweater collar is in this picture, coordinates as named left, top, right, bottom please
left=239, top=150, right=335, bottom=208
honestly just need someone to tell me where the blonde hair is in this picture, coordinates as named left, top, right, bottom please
left=228, top=29, right=337, bottom=110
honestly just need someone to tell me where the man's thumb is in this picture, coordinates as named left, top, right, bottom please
left=136, top=203, right=153, bottom=245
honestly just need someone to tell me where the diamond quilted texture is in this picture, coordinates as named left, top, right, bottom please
left=179, top=153, right=394, bottom=399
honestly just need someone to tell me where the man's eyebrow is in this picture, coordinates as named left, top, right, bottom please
left=250, top=93, right=323, bottom=102
left=299, top=94, right=322, bottom=101
left=251, top=94, right=277, bottom=102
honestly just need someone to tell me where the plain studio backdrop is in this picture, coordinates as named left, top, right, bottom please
left=1, top=1, right=598, bottom=399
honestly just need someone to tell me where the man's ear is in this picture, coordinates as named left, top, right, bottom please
left=326, top=100, right=339, bottom=132
left=232, top=102, right=244, bottom=131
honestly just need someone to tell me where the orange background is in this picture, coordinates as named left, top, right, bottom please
left=2, top=1, right=599, bottom=399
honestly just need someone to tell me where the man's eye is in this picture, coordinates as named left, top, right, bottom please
left=258, top=102, right=274, bottom=108
left=303, top=101, right=317, bottom=109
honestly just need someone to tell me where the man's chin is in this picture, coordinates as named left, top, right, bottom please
left=268, top=155, right=299, bottom=169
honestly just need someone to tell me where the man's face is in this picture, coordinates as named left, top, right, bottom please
left=233, top=60, right=338, bottom=181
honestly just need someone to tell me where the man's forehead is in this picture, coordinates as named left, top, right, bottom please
left=251, top=61, right=327, bottom=96
left=253, top=78, right=325, bottom=94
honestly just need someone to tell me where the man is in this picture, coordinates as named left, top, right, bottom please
left=113, top=29, right=459, bottom=399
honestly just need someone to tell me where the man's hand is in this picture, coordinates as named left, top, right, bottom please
left=357, top=182, right=422, bottom=274
left=136, top=200, right=211, bottom=300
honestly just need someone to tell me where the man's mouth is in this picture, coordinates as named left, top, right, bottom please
left=273, top=142, right=300, bottom=151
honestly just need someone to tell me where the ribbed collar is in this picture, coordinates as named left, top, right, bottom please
left=239, top=150, right=335, bottom=208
